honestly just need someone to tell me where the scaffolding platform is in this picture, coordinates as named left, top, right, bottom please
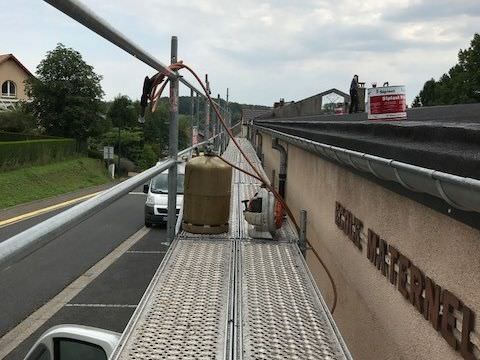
left=112, top=138, right=352, bottom=360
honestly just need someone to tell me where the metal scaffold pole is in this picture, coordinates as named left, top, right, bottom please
left=226, top=88, right=230, bottom=148
left=196, top=93, right=200, bottom=142
left=205, top=74, right=210, bottom=140
left=216, top=94, right=221, bottom=150
left=196, top=93, right=200, bottom=127
left=190, top=88, right=194, bottom=146
left=167, top=36, right=179, bottom=243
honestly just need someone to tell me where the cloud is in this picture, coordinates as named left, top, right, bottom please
left=384, top=0, right=480, bottom=22
left=2, top=0, right=479, bottom=106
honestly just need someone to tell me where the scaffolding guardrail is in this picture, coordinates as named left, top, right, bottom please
left=0, top=136, right=218, bottom=272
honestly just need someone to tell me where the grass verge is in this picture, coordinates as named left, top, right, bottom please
left=0, top=157, right=111, bottom=209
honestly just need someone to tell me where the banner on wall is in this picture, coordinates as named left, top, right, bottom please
left=367, top=85, right=407, bottom=120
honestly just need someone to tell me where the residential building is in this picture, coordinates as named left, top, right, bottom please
left=0, top=53, right=33, bottom=109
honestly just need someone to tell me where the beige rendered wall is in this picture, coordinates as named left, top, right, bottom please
left=0, top=59, right=30, bottom=101
left=259, top=132, right=480, bottom=360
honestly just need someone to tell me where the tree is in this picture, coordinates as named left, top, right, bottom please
left=411, top=96, right=421, bottom=108
left=143, top=102, right=169, bottom=155
left=414, top=33, right=480, bottom=106
left=26, top=43, right=104, bottom=140
left=418, top=79, right=437, bottom=106
left=107, top=95, right=136, bottom=128
left=179, top=115, right=191, bottom=150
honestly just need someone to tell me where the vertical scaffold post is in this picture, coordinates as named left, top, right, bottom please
left=190, top=88, right=194, bottom=147
left=205, top=74, right=210, bottom=140
left=212, top=93, right=217, bottom=144
left=217, top=93, right=221, bottom=151
left=167, top=36, right=179, bottom=243
left=299, top=210, right=307, bottom=257
left=226, top=88, right=230, bottom=147
left=196, top=93, right=200, bottom=135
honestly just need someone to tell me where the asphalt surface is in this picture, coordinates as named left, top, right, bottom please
left=0, top=188, right=170, bottom=359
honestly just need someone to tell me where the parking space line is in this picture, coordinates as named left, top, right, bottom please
left=0, top=226, right=151, bottom=359
left=128, top=192, right=146, bottom=195
left=65, top=304, right=137, bottom=308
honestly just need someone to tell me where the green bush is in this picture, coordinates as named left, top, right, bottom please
left=0, top=104, right=36, bottom=133
left=0, top=139, right=77, bottom=171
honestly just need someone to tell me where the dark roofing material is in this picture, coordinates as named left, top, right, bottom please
left=254, top=103, right=480, bottom=180
left=262, top=102, right=480, bottom=123
left=241, top=108, right=272, bottom=123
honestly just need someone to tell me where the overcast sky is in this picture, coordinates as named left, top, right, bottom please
left=3, top=0, right=479, bottom=106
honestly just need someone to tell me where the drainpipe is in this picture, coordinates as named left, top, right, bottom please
left=272, top=137, right=287, bottom=198
left=256, top=132, right=263, bottom=157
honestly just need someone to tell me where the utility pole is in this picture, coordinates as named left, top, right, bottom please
left=167, top=36, right=179, bottom=243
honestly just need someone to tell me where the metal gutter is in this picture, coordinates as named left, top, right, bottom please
left=253, top=125, right=480, bottom=214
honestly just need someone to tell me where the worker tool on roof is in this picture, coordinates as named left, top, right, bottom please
left=243, top=187, right=282, bottom=239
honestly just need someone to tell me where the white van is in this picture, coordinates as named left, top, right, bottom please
left=143, top=162, right=185, bottom=227
left=23, top=325, right=120, bottom=360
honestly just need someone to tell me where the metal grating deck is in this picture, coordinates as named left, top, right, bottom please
left=112, top=239, right=234, bottom=359
left=238, top=242, right=350, bottom=359
left=113, top=138, right=351, bottom=360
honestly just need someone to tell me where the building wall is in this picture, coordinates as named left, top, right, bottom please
left=0, top=59, right=30, bottom=101
left=259, top=132, right=480, bottom=360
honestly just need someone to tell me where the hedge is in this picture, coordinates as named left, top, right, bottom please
left=0, top=139, right=78, bottom=171
left=0, top=131, right=59, bottom=142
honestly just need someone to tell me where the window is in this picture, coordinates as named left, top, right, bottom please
left=151, top=173, right=185, bottom=194
left=54, top=338, right=107, bottom=360
left=1, top=80, right=16, bottom=97
left=25, top=344, right=51, bottom=360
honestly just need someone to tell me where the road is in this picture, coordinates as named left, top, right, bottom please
left=0, top=187, right=169, bottom=359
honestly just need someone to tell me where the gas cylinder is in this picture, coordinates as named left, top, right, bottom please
left=182, top=153, right=232, bottom=234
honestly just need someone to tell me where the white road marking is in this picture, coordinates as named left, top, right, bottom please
left=0, top=226, right=151, bottom=359
left=65, top=304, right=137, bottom=308
left=128, top=192, right=146, bottom=195
left=126, top=250, right=167, bottom=254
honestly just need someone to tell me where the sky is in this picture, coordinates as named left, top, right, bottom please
left=2, top=0, right=480, bottom=106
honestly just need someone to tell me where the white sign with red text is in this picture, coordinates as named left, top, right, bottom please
left=367, top=86, right=407, bottom=120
